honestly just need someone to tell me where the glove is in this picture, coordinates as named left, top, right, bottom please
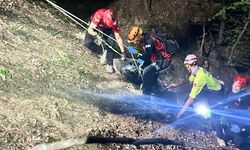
left=137, top=53, right=142, bottom=57
left=128, top=46, right=137, bottom=54
left=121, top=52, right=126, bottom=61
left=94, top=34, right=103, bottom=46
left=95, top=34, right=103, bottom=41
left=137, top=58, right=144, bottom=66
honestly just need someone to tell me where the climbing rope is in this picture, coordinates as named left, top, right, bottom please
left=45, top=0, right=142, bottom=77
left=45, top=0, right=126, bottom=53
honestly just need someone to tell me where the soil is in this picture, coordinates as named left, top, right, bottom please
left=0, top=0, right=239, bottom=150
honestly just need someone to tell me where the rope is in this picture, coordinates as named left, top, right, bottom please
left=45, top=0, right=123, bottom=56
left=45, top=0, right=142, bottom=77
left=45, top=0, right=127, bottom=50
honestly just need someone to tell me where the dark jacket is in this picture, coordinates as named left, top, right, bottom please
left=229, top=87, right=250, bottom=110
left=139, top=33, right=171, bottom=70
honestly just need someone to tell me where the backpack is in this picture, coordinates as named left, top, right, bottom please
left=121, top=60, right=142, bottom=85
left=149, top=29, right=179, bottom=55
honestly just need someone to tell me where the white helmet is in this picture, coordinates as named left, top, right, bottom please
left=184, top=54, right=197, bottom=65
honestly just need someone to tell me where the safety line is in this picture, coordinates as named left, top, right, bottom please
left=45, top=0, right=129, bottom=49
left=45, top=0, right=142, bottom=76
left=45, top=0, right=122, bottom=55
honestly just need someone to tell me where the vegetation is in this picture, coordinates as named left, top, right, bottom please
left=214, top=0, right=250, bottom=68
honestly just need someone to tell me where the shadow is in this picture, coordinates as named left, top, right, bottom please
left=80, top=88, right=182, bottom=124
left=63, top=88, right=188, bottom=123
left=0, top=7, right=19, bottom=20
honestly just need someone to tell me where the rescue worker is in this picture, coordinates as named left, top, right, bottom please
left=84, top=9, right=125, bottom=73
left=217, top=75, right=250, bottom=149
left=176, top=54, right=224, bottom=119
left=127, top=26, right=173, bottom=95
left=230, top=75, right=250, bottom=109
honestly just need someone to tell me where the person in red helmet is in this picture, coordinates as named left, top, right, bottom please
left=84, top=9, right=125, bottom=73
left=230, top=75, right=250, bottom=109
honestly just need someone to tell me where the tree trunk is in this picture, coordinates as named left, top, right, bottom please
left=218, top=20, right=225, bottom=45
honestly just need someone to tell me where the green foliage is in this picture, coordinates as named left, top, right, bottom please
left=0, top=69, right=12, bottom=80
left=214, top=8, right=226, bottom=20
left=214, top=0, right=250, bottom=20
left=213, top=0, right=250, bottom=67
left=214, top=0, right=249, bottom=45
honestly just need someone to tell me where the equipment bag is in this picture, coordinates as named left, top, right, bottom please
left=149, top=29, right=179, bottom=55
left=121, top=60, right=142, bottom=85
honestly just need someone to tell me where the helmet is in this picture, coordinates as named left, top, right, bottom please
left=104, top=9, right=117, bottom=28
left=127, top=26, right=143, bottom=43
left=184, top=54, right=197, bottom=65
left=233, top=75, right=248, bottom=88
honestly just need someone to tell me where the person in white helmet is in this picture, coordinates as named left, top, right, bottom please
left=176, top=54, right=224, bottom=119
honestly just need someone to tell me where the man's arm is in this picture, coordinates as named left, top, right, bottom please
left=87, top=22, right=98, bottom=36
left=114, top=32, right=125, bottom=53
left=139, top=37, right=154, bottom=61
left=177, top=78, right=205, bottom=119
left=167, top=79, right=189, bottom=88
left=177, top=96, right=194, bottom=119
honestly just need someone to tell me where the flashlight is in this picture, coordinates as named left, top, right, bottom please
left=194, top=103, right=211, bottom=119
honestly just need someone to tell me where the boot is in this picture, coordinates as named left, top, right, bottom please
left=100, top=50, right=107, bottom=65
left=106, top=65, right=114, bottom=73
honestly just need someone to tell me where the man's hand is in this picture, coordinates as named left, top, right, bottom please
left=94, top=34, right=103, bottom=46
left=95, top=34, right=102, bottom=41
left=167, top=83, right=179, bottom=88
left=121, top=52, right=126, bottom=61
left=176, top=113, right=181, bottom=120
left=219, top=80, right=225, bottom=85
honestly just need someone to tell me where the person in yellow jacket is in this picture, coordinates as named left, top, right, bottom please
left=177, top=54, right=224, bottom=119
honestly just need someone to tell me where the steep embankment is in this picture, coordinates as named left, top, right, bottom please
left=0, top=0, right=135, bottom=149
left=0, top=1, right=237, bottom=150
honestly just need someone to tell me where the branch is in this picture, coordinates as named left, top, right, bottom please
left=200, top=24, right=206, bottom=56
left=228, top=12, right=250, bottom=64
left=31, top=136, right=212, bottom=150
left=144, top=0, right=152, bottom=17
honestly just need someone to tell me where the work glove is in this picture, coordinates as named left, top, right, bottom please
left=121, top=52, right=126, bottom=61
left=137, top=52, right=142, bottom=58
left=128, top=46, right=137, bottom=54
left=137, top=58, right=144, bottom=66
left=94, top=34, right=103, bottom=46
left=137, top=58, right=144, bottom=72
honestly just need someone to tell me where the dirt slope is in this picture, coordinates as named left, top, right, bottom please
left=0, top=1, right=237, bottom=150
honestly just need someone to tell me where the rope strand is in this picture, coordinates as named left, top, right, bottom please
left=45, top=0, right=142, bottom=75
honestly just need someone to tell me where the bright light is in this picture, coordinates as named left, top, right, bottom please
left=195, top=104, right=211, bottom=119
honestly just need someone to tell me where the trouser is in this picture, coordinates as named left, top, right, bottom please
left=84, top=28, right=115, bottom=66
left=142, top=60, right=171, bottom=95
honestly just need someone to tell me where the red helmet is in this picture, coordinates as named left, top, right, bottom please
left=104, top=9, right=117, bottom=28
left=234, top=75, right=248, bottom=88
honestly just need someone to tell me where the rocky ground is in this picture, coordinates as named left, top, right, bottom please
left=0, top=0, right=239, bottom=150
